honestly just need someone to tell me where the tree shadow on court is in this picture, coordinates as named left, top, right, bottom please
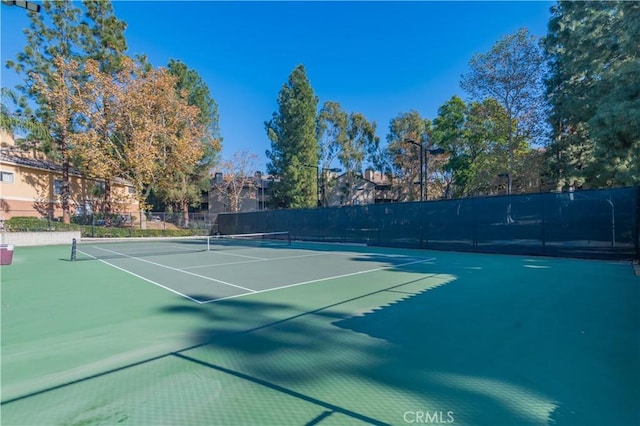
left=158, top=252, right=639, bottom=426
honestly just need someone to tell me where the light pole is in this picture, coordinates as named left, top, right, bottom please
left=404, top=139, right=444, bottom=201
left=404, top=139, right=424, bottom=201
left=320, top=167, right=341, bottom=207
left=303, top=164, right=342, bottom=207
left=254, top=171, right=263, bottom=210
left=1, top=0, right=41, bottom=12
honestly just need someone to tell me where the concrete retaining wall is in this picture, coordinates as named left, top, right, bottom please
left=0, top=231, right=81, bottom=247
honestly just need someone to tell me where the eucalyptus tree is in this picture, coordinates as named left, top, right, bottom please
left=317, top=101, right=379, bottom=202
left=265, top=65, right=319, bottom=208
left=386, top=110, right=432, bottom=201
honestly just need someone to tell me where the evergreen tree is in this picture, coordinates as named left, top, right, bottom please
left=6, top=0, right=85, bottom=223
left=545, top=1, right=640, bottom=188
left=77, top=0, right=128, bottom=215
left=265, top=65, right=319, bottom=208
left=80, top=0, right=127, bottom=74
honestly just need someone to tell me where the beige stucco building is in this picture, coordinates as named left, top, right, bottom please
left=0, top=130, right=139, bottom=220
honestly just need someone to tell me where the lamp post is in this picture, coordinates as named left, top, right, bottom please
left=254, top=171, right=263, bottom=210
left=1, top=0, right=41, bottom=12
left=320, top=167, right=341, bottom=207
left=404, top=139, right=444, bottom=201
left=303, top=164, right=342, bottom=207
left=404, top=139, right=424, bottom=201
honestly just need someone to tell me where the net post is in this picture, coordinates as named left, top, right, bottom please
left=207, top=235, right=210, bottom=252
left=71, top=238, right=77, bottom=261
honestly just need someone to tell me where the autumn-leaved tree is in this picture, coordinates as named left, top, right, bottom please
left=155, top=59, right=221, bottom=225
left=72, top=57, right=207, bottom=215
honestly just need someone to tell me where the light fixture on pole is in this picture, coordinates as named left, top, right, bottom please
left=320, top=167, right=341, bottom=207
left=254, top=171, right=263, bottom=210
left=303, top=164, right=342, bottom=207
left=1, top=0, right=41, bottom=12
left=404, top=139, right=445, bottom=202
left=403, top=139, right=424, bottom=201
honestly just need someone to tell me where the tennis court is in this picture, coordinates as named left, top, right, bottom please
left=1, top=235, right=639, bottom=425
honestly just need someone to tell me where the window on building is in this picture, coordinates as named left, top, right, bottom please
left=54, top=179, right=63, bottom=195
left=0, top=171, right=14, bottom=183
left=91, top=181, right=105, bottom=197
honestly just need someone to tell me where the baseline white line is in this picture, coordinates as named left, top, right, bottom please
left=198, top=257, right=437, bottom=304
left=181, top=252, right=334, bottom=270
left=77, top=249, right=204, bottom=304
left=90, top=246, right=256, bottom=293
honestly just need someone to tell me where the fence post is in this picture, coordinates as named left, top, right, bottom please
left=635, top=186, right=640, bottom=261
left=541, top=193, right=546, bottom=255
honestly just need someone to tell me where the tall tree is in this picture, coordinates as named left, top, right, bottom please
left=317, top=101, right=379, bottom=202
left=431, top=96, right=468, bottom=197
left=386, top=110, right=432, bottom=201
left=158, top=59, right=221, bottom=225
left=545, top=1, right=640, bottom=188
left=265, top=65, right=319, bottom=208
left=341, top=113, right=378, bottom=175
left=432, top=96, right=516, bottom=197
left=6, top=0, right=85, bottom=223
left=74, top=0, right=128, bottom=215
left=317, top=101, right=348, bottom=172
left=461, top=28, right=546, bottom=195
left=72, top=57, right=207, bottom=214
left=80, top=0, right=127, bottom=74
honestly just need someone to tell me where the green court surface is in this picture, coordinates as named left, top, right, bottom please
left=1, top=240, right=638, bottom=425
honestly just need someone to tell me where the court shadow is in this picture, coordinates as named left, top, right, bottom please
left=158, top=254, right=638, bottom=426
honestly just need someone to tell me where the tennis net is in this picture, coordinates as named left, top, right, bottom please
left=70, top=231, right=291, bottom=261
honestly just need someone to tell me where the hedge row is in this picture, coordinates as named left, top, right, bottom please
left=3, top=217, right=206, bottom=238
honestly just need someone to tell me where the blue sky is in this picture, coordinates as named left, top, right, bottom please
left=1, top=1, right=553, bottom=171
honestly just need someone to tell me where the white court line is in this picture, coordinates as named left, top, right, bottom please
left=198, top=256, right=437, bottom=304
left=77, top=249, right=203, bottom=304
left=211, top=250, right=266, bottom=260
left=89, top=245, right=256, bottom=293
left=181, top=252, right=335, bottom=270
